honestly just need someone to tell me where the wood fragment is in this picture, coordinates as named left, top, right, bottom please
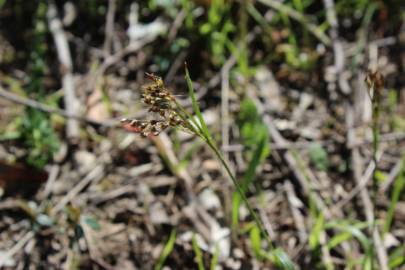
left=47, top=1, right=80, bottom=140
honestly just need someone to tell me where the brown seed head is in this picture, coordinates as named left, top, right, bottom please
left=365, top=70, right=385, bottom=99
left=122, top=73, right=193, bottom=137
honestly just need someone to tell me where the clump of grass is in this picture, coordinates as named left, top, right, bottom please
left=121, top=68, right=295, bottom=269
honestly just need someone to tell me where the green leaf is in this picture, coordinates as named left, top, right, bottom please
left=327, top=231, right=352, bottom=250
left=200, top=23, right=211, bottom=34
left=232, top=192, right=241, bottom=231
left=249, top=225, right=262, bottom=259
left=309, top=212, right=324, bottom=250
left=210, top=244, right=219, bottom=270
left=325, top=221, right=370, bottom=251
left=237, top=98, right=270, bottom=161
left=388, top=245, right=405, bottom=268
left=192, top=234, right=205, bottom=270
left=232, top=135, right=267, bottom=230
left=185, top=66, right=210, bottom=138
left=384, top=156, right=405, bottom=233
left=309, top=143, right=329, bottom=171
left=84, top=216, right=101, bottom=231
left=375, top=170, right=386, bottom=183
left=271, top=248, right=296, bottom=270
left=0, top=0, right=6, bottom=9
left=154, top=229, right=177, bottom=270
left=249, top=224, right=296, bottom=269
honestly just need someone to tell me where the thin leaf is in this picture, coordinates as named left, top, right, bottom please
left=271, top=249, right=296, bottom=270
left=249, top=225, right=295, bottom=270
left=192, top=234, right=206, bottom=270
left=249, top=225, right=263, bottom=259
left=325, top=221, right=370, bottom=251
left=154, top=229, right=177, bottom=270
left=232, top=135, right=267, bottom=230
left=309, top=212, right=324, bottom=250
left=210, top=244, right=220, bottom=270
left=388, top=245, right=405, bottom=269
left=327, top=231, right=352, bottom=250
left=232, top=193, right=241, bottom=232
left=384, top=156, right=405, bottom=233
left=185, top=66, right=210, bottom=138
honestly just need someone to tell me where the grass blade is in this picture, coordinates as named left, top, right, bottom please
left=309, top=212, right=324, bottom=250
left=185, top=65, right=210, bottom=138
left=271, top=249, right=296, bottom=270
left=249, top=225, right=263, bottom=259
left=325, top=221, right=370, bottom=251
left=192, top=234, right=206, bottom=270
left=154, top=229, right=177, bottom=270
left=210, top=244, right=219, bottom=270
left=232, top=135, right=266, bottom=230
left=384, top=156, right=405, bottom=234
left=388, top=245, right=405, bottom=269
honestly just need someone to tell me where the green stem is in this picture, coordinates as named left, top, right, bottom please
left=370, top=95, right=380, bottom=269
left=204, top=137, right=275, bottom=251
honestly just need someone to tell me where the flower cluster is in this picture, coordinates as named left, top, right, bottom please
left=121, top=73, right=189, bottom=137
left=365, top=70, right=385, bottom=100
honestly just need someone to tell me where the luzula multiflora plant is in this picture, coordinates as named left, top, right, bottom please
left=365, top=70, right=385, bottom=208
left=122, top=69, right=295, bottom=269
left=365, top=70, right=385, bottom=268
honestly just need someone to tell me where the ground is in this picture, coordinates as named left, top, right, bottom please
left=0, top=1, right=404, bottom=269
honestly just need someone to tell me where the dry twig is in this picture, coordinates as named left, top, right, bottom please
left=0, top=86, right=118, bottom=127
left=103, top=0, right=116, bottom=57
left=47, top=1, right=80, bottom=140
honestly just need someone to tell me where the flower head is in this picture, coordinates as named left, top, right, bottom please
left=121, top=73, right=191, bottom=137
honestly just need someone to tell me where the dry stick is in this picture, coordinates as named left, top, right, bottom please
left=284, top=181, right=307, bottom=244
left=103, top=0, right=116, bottom=57
left=0, top=86, right=118, bottom=127
left=346, top=103, right=389, bottom=270
left=380, top=158, right=404, bottom=192
left=50, top=165, right=105, bottom=215
left=263, top=113, right=336, bottom=266
left=164, top=50, right=187, bottom=83
left=90, top=36, right=156, bottom=93
left=322, top=0, right=350, bottom=94
left=152, top=133, right=194, bottom=196
left=257, top=0, right=331, bottom=46
left=167, top=9, right=186, bottom=43
left=80, top=220, right=116, bottom=270
left=332, top=149, right=383, bottom=212
left=258, top=207, right=276, bottom=240
left=47, top=1, right=80, bottom=140
left=152, top=133, right=214, bottom=243
left=263, top=114, right=331, bottom=219
left=267, top=115, right=340, bottom=267
left=0, top=231, right=35, bottom=267
left=222, top=132, right=405, bottom=152
left=38, top=164, right=60, bottom=200
left=99, top=37, right=158, bottom=74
